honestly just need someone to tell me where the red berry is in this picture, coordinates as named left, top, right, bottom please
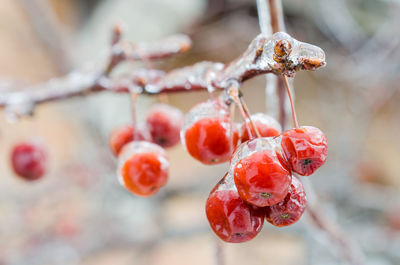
left=240, top=113, right=281, bottom=142
left=265, top=177, right=306, bottom=227
left=281, top=126, right=327, bottom=176
left=109, top=124, right=151, bottom=156
left=206, top=173, right=265, bottom=243
left=118, top=141, right=168, bottom=196
left=232, top=139, right=291, bottom=207
left=146, top=104, right=183, bottom=148
left=182, top=99, right=238, bottom=164
left=11, top=141, right=47, bottom=181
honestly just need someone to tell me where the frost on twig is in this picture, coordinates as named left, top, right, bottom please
left=0, top=30, right=192, bottom=118
left=143, top=32, right=326, bottom=93
left=0, top=30, right=326, bottom=118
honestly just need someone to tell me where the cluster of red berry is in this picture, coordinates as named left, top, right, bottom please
left=109, top=103, right=183, bottom=196
left=8, top=94, right=327, bottom=245
left=180, top=98, right=327, bottom=243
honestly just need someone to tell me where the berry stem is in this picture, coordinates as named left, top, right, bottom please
left=228, top=84, right=259, bottom=139
left=282, top=75, right=299, bottom=128
left=130, top=90, right=138, bottom=141
left=229, top=103, right=236, bottom=154
left=239, top=95, right=262, bottom=138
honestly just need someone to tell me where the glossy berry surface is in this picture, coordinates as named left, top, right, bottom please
left=11, top=142, right=47, bottom=181
left=265, top=177, right=306, bottom=227
left=281, top=126, right=327, bottom=176
left=119, top=142, right=168, bottom=197
left=109, top=124, right=151, bottom=156
left=233, top=149, right=291, bottom=207
left=184, top=117, right=238, bottom=165
left=146, top=104, right=183, bottom=148
left=206, top=176, right=264, bottom=243
left=240, top=113, right=281, bottom=142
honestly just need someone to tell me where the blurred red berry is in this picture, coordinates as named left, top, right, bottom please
left=119, top=142, right=168, bottom=196
left=265, top=177, right=306, bottom=227
left=387, top=209, right=400, bottom=230
left=233, top=148, right=291, bottom=207
left=281, top=126, right=327, bottom=176
left=240, top=113, right=281, bottom=142
left=146, top=104, right=183, bottom=148
left=11, top=142, right=47, bottom=181
left=206, top=174, right=264, bottom=243
left=109, top=124, right=151, bottom=156
left=182, top=99, right=238, bottom=164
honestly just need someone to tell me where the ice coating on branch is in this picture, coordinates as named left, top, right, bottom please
left=5, top=93, right=35, bottom=122
left=216, top=32, right=326, bottom=86
left=145, top=62, right=224, bottom=93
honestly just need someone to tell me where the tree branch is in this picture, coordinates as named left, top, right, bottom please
left=0, top=27, right=324, bottom=120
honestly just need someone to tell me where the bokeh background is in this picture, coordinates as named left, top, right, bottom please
left=1, top=0, right=400, bottom=264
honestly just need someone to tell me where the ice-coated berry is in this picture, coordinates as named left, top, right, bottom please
left=240, top=113, right=281, bottom=142
left=118, top=141, right=169, bottom=196
left=182, top=99, right=238, bottom=164
left=265, top=177, right=306, bottom=227
left=231, top=138, right=292, bottom=207
left=281, top=126, right=327, bottom=176
left=206, top=173, right=265, bottom=243
left=109, top=124, right=151, bottom=156
left=11, top=141, right=47, bottom=181
left=146, top=104, right=183, bottom=148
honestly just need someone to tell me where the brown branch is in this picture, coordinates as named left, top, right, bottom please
left=0, top=26, right=325, bottom=122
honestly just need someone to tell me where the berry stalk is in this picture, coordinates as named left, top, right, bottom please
left=282, top=75, right=299, bottom=128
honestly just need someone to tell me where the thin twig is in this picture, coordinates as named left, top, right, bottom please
left=239, top=96, right=261, bottom=138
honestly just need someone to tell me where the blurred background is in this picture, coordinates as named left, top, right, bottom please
left=1, top=0, right=400, bottom=264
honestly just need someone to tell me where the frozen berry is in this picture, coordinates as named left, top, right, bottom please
left=240, top=113, right=281, bottom=142
left=118, top=141, right=169, bottom=196
left=109, top=124, right=151, bottom=156
left=281, top=126, right=327, bottom=176
left=146, top=104, right=183, bottom=148
left=206, top=173, right=264, bottom=243
left=232, top=138, right=291, bottom=207
left=11, top=141, right=47, bottom=181
left=182, top=99, right=238, bottom=164
left=265, top=177, right=306, bottom=227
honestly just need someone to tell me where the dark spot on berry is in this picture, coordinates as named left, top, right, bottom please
left=150, top=186, right=157, bottom=192
left=234, top=233, right=243, bottom=237
left=302, top=159, right=312, bottom=166
left=156, top=137, right=167, bottom=145
left=260, top=192, right=272, bottom=198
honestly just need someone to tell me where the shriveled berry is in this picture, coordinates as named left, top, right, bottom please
left=233, top=147, right=291, bottom=207
left=11, top=142, right=47, bottom=181
left=265, top=177, right=306, bottom=227
left=182, top=99, right=238, bottom=164
left=118, top=142, right=168, bottom=196
left=206, top=174, right=264, bottom=243
left=109, top=124, right=151, bottom=156
left=281, top=126, right=327, bottom=176
left=240, top=113, right=281, bottom=142
left=146, top=104, right=183, bottom=148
